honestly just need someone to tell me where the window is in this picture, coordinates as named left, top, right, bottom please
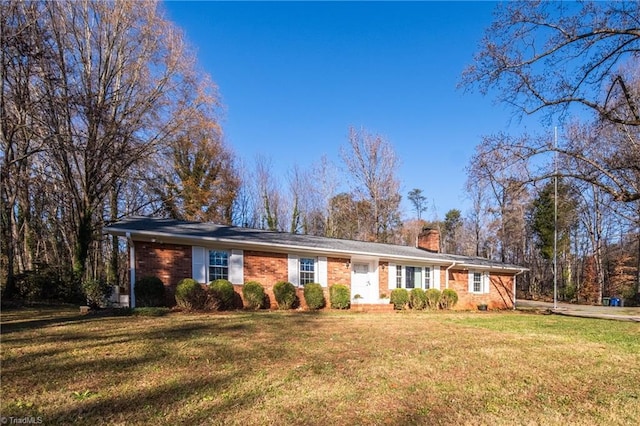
left=424, top=267, right=431, bottom=289
left=469, top=271, right=489, bottom=294
left=405, top=266, right=422, bottom=289
left=396, top=266, right=430, bottom=289
left=299, top=258, right=315, bottom=285
left=209, top=250, right=229, bottom=281
left=473, top=272, right=482, bottom=292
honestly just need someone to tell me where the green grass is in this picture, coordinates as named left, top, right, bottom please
left=1, top=307, right=639, bottom=425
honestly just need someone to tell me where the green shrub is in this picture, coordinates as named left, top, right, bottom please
left=425, top=288, right=442, bottom=310
left=440, top=288, right=458, bottom=310
left=303, top=283, right=325, bottom=310
left=208, top=279, right=236, bottom=310
left=390, top=288, right=409, bottom=310
left=82, top=279, right=113, bottom=309
left=135, top=276, right=165, bottom=307
left=175, top=278, right=207, bottom=311
left=330, top=284, right=351, bottom=309
left=273, top=281, right=297, bottom=310
left=409, top=288, right=427, bottom=310
left=242, top=281, right=265, bottom=310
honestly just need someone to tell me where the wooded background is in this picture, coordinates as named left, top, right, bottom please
left=2, top=1, right=639, bottom=304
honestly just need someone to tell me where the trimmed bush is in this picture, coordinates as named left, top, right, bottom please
left=330, top=284, right=351, bottom=309
left=273, top=281, right=297, bottom=310
left=209, top=279, right=235, bottom=310
left=242, top=281, right=265, bottom=310
left=303, top=283, right=325, bottom=310
left=440, top=288, right=459, bottom=310
left=135, top=276, right=165, bottom=307
left=390, top=288, right=409, bottom=310
left=82, top=279, right=113, bottom=309
left=175, top=278, right=207, bottom=311
left=409, top=288, right=427, bottom=310
left=425, top=288, right=442, bottom=310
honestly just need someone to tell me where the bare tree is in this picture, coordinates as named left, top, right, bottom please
left=35, top=0, right=219, bottom=277
left=305, top=155, right=339, bottom=236
left=0, top=0, right=228, bottom=287
left=340, top=127, right=401, bottom=243
left=254, top=156, right=286, bottom=231
left=461, top=1, right=640, bottom=127
left=466, top=136, right=531, bottom=263
left=0, top=1, right=50, bottom=295
left=461, top=1, right=640, bottom=203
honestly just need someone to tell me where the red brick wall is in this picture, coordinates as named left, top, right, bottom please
left=417, top=229, right=440, bottom=252
left=379, top=262, right=389, bottom=298
left=132, top=242, right=516, bottom=311
left=446, top=269, right=514, bottom=310
left=328, top=257, right=351, bottom=286
left=134, top=241, right=192, bottom=305
left=242, top=251, right=351, bottom=309
left=243, top=250, right=288, bottom=285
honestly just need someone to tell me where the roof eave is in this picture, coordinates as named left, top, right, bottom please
left=104, top=226, right=527, bottom=273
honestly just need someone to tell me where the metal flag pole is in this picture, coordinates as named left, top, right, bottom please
left=553, top=126, right=558, bottom=310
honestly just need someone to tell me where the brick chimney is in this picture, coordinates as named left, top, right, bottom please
left=417, top=228, right=440, bottom=253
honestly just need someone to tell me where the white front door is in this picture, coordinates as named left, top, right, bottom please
left=351, top=263, right=377, bottom=302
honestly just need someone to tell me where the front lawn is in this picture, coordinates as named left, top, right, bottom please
left=1, top=307, right=639, bottom=425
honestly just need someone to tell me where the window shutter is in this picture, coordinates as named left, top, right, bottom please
left=318, top=257, right=328, bottom=287
left=484, top=272, right=491, bottom=294
left=288, top=254, right=299, bottom=286
left=433, top=266, right=441, bottom=290
left=229, top=249, right=244, bottom=285
left=468, top=271, right=474, bottom=293
left=388, top=263, right=396, bottom=290
left=192, top=246, right=207, bottom=284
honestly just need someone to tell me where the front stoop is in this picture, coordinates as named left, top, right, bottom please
left=351, top=303, right=395, bottom=313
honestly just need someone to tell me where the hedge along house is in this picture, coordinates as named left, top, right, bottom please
left=104, top=216, right=526, bottom=310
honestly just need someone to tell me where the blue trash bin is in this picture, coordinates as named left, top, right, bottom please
left=610, top=298, right=620, bottom=307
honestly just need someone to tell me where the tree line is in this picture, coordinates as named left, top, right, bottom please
left=1, top=0, right=639, bottom=304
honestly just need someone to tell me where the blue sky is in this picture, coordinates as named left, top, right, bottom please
left=162, top=1, right=538, bottom=220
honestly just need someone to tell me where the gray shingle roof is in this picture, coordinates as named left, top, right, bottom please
left=104, top=216, right=526, bottom=272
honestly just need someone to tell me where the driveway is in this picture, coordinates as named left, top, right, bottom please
left=516, top=299, right=640, bottom=322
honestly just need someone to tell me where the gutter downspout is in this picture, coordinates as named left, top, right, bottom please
left=513, top=269, right=526, bottom=310
left=445, top=262, right=456, bottom=289
left=126, top=232, right=136, bottom=308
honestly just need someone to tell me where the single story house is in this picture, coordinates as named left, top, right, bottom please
left=104, top=216, right=526, bottom=310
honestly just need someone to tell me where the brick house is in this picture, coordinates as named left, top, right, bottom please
left=104, top=216, right=526, bottom=310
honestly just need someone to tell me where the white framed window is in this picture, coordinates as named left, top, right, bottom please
left=193, top=247, right=243, bottom=284
left=424, top=267, right=432, bottom=289
left=288, top=255, right=328, bottom=287
left=468, top=271, right=489, bottom=294
left=299, top=257, right=316, bottom=285
left=395, top=266, right=433, bottom=290
left=405, top=266, right=422, bottom=289
left=209, top=250, right=229, bottom=281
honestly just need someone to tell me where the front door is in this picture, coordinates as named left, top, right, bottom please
left=351, top=263, right=377, bottom=302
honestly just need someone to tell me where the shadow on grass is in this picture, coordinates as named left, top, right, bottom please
left=0, top=305, right=136, bottom=335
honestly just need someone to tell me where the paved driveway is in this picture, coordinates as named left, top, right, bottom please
left=516, top=299, right=640, bottom=322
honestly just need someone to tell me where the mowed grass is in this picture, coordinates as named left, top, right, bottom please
left=1, top=307, right=639, bottom=425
